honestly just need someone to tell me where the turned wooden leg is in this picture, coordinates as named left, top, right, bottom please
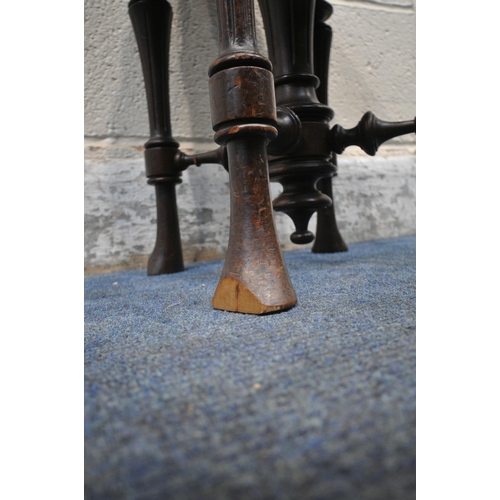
left=129, top=0, right=184, bottom=275
left=258, top=0, right=336, bottom=246
left=209, top=0, right=297, bottom=314
left=312, top=0, right=348, bottom=253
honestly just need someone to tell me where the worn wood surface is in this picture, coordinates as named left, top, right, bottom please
left=125, top=0, right=415, bottom=313
left=209, top=0, right=297, bottom=314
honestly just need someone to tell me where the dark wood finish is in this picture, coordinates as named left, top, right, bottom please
left=267, top=106, right=302, bottom=157
left=129, top=0, right=232, bottom=275
left=313, top=172, right=349, bottom=253
left=209, top=0, right=297, bottom=314
left=128, top=0, right=184, bottom=275
left=258, top=0, right=336, bottom=245
left=146, top=180, right=184, bottom=274
left=312, top=0, right=348, bottom=253
left=313, top=0, right=333, bottom=108
left=175, top=146, right=228, bottom=172
left=258, top=0, right=415, bottom=249
left=330, top=112, right=416, bottom=156
left=126, top=0, right=416, bottom=314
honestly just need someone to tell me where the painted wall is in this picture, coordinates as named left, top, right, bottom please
left=84, top=0, right=416, bottom=273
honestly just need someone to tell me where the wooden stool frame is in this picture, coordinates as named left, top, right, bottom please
left=128, top=0, right=415, bottom=314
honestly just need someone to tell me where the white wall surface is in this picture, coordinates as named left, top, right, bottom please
left=84, top=0, right=416, bottom=273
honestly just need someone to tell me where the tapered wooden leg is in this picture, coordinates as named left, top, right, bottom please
left=312, top=0, right=348, bottom=253
left=313, top=173, right=348, bottom=253
left=129, top=0, right=184, bottom=274
left=147, top=179, right=184, bottom=274
left=209, top=0, right=297, bottom=314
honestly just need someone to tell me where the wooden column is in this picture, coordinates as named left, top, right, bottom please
left=312, top=0, right=348, bottom=253
left=129, top=0, right=184, bottom=274
left=258, top=0, right=336, bottom=245
left=209, top=0, right=297, bottom=314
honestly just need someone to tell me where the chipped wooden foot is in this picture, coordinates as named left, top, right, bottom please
left=213, top=277, right=296, bottom=315
left=209, top=0, right=297, bottom=315
left=209, top=137, right=297, bottom=315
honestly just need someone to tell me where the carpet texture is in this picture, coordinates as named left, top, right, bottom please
left=84, top=235, right=416, bottom=500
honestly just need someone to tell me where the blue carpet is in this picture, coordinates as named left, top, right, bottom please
left=84, top=235, right=416, bottom=500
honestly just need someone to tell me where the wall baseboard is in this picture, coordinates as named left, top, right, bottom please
left=84, top=143, right=415, bottom=274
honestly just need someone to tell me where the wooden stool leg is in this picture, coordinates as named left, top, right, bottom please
left=312, top=1, right=348, bottom=253
left=313, top=175, right=348, bottom=253
left=209, top=0, right=297, bottom=314
left=129, top=0, right=184, bottom=275
left=257, top=0, right=336, bottom=246
left=257, top=0, right=347, bottom=251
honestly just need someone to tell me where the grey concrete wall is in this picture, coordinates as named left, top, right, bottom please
left=84, top=0, right=416, bottom=273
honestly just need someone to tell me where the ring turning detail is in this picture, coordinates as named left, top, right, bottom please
left=128, top=0, right=416, bottom=314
